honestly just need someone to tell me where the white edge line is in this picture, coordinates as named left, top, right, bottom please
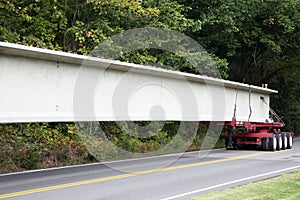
left=0, top=148, right=225, bottom=177
left=160, top=165, right=300, bottom=200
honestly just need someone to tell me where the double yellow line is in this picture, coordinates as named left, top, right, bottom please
left=0, top=153, right=261, bottom=199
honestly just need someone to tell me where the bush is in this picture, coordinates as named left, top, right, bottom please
left=0, top=121, right=225, bottom=173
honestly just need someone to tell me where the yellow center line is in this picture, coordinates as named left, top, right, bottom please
left=3, top=146, right=300, bottom=199
left=0, top=153, right=262, bottom=199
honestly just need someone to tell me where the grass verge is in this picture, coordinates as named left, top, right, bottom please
left=191, top=170, right=300, bottom=200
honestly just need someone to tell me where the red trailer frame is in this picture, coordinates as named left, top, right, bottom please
left=223, top=118, right=294, bottom=151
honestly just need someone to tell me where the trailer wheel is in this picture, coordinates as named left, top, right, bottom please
left=269, top=136, right=277, bottom=151
left=287, top=133, right=293, bottom=149
left=225, top=136, right=238, bottom=150
left=281, top=134, right=287, bottom=150
left=225, top=137, right=231, bottom=150
left=262, top=138, right=268, bottom=150
left=275, top=134, right=282, bottom=151
left=225, top=137, right=229, bottom=149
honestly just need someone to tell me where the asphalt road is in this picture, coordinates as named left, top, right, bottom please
left=1, top=138, right=300, bottom=200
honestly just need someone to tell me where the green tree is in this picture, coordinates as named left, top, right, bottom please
left=180, top=0, right=300, bottom=82
left=0, top=0, right=67, bottom=49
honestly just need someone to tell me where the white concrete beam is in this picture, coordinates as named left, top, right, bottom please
left=0, top=42, right=276, bottom=123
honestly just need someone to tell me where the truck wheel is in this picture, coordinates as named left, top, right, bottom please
left=269, top=136, right=277, bottom=151
left=287, top=133, right=293, bottom=149
left=225, top=137, right=231, bottom=150
left=262, top=138, right=268, bottom=150
left=225, top=137, right=229, bottom=149
left=232, top=137, right=239, bottom=150
left=281, top=134, right=287, bottom=150
left=225, top=136, right=237, bottom=150
left=276, top=134, right=282, bottom=151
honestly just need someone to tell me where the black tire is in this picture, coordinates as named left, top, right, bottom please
left=225, top=137, right=229, bottom=149
left=287, top=133, right=293, bottom=149
left=232, top=137, right=239, bottom=150
left=269, top=136, right=277, bottom=151
left=262, top=138, right=268, bottom=150
left=276, top=133, right=282, bottom=151
left=281, top=134, right=287, bottom=150
left=225, top=136, right=238, bottom=150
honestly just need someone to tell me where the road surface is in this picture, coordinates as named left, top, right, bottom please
left=1, top=138, right=300, bottom=200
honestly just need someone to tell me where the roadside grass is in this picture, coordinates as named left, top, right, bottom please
left=191, top=170, right=300, bottom=200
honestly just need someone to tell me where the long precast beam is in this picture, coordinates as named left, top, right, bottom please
left=0, top=42, right=276, bottom=123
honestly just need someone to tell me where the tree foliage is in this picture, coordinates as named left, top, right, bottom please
left=179, top=0, right=300, bottom=132
left=180, top=0, right=300, bottom=80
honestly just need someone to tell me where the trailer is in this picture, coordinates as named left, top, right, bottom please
left=223, top=103, right=294, bottom=151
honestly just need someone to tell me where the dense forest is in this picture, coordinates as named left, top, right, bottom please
left=0, top=0, right=299, bottom=173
